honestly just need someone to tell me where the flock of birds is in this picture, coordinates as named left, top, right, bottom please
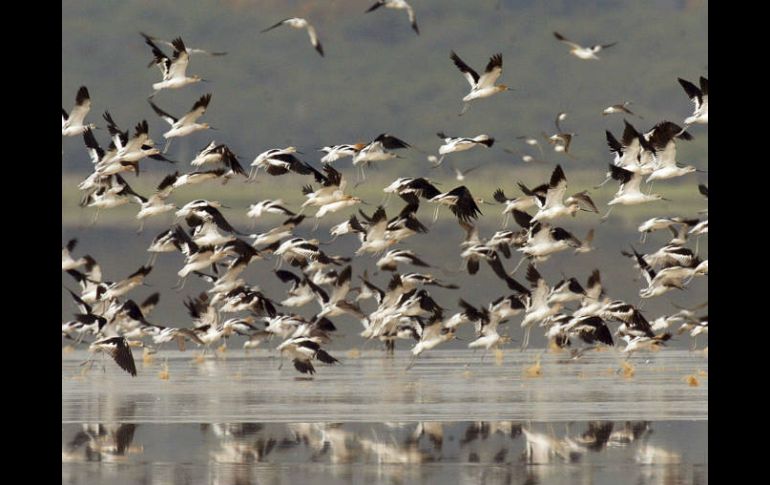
left=62, top=11, right=708, bottom=377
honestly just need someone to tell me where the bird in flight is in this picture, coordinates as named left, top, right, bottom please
left=365, top=1, right=419, bottom=35
left=450, top=51, right=511, bottom=115
left=553, top=32, right=616, bottom=60
left=261, top=18, right=324, bottom=57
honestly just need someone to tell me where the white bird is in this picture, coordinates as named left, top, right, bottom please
left=261, top=18, right=324, bottom=57
left=277, top=336, right=339, bottom=375
left=62, top=239, right=87, bottom=271
left=644, top=121, right=698, bottom=183
left=553, top=31, right=616, bottom=60
left=433, top=132, right=494, bottom=165
left=630, top=248, right=704, bottom=299
left=407, top=316, right=456, bottom=369
left=135, top=173, right=178, bottom=231
left=142, top=35, right=207, bottom=97
left=451, top=164, right=483, bottom=182
left=100, top=114, right=176, bottom=168
left=319, top=144, right=364, bottom=164
left=62, top=86, right=95, bottom=136
left=189, top=141, right=246, bottom=176
left=531, top=165, right=598, bottom=222
left=678, top=77, right=708, bottom=125
left=149, top=94, right=213, bottom=151
left=606, top=164, right=667, bottom=208
left=247, top=199, right=295, bottom=220
left=512, top=210, right=582, bottom=262
left=520, top=265, right=562, bottom=350
left=250, top=146, right=311, bottom=179
left=376, top=249, right=430, bottom=272
left=621, top=333, right=671, bottom=354
left=352, top=134, right=410, bottom=179
left=171, top=168, right=228, bottom=190
left=492, top=185, right=540, bottom=227
left=365, top=0, right=419, bottom=35
left=86, top=337, right=137, bottom=377
left=450, top=51, right=510, bottom=115
left=603, top=101, right=639, bottom=117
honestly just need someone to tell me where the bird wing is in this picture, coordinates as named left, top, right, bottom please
left=476, top=53, right=503, bottom=89
left=305, top=23, right=324, bottom=56
left=678, top=78, right=703, bottom=106
left=542, top=165, right=567, bottom=210
left=148, top=100, right=177, bottom=126
left=178, top=94, right=212, bottom=126
left=569, top=191, right=599, bottom=213
left=450, top=51, right=480, bottom=87
left=406, top=4, right=419, bottom=34
left=168, top=40, right=191, bottom=80
left=553, top=32, right=582, bottom=50
left=261, top=19, right=289, bottom=33
left=68, top=86, right=92, bottom=126
left=375, top=133, right=410, bottom=149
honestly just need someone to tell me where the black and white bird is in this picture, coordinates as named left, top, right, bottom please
left=62, top=239, right=87, bottom=271
left=247, top=199, right=295, bottom=220
left=520, top=265, right=561, bottom=350
left=277, top=336, right=339, bottom=375
left=382, top=177, right=441, bottom=204
left=250, top=147, right=313, bottom=179
left=530, top=165, right=598, bottom=222
left=135, top=173, right=178, bottom=231
left=377, top=249, right=430, bottom=272
left=62, top=86, right=95, bottom=136
left=142, top=34, right=212, bottom=96
left=512, top=210, right=582, bottom=262
left=553, top=32, right=616, bottom=60
left=86, top=337, right=137, bottom=377
left=492, top=185, right=540, bottom=227
left=450, top=51, right=510, bottom=115
left=352, top=134, right=411, bottom=179
left=644, top=121, right=697, bottom=183
left=603, top=102, right=639, bottom=117
left=319, top=144, right=365, bottom=164
left=605, top=164, right=666, bottom=208
left=261, top=18, right=324, bottom=57
left=433, top=133, right=494, bottom=165
left=250, top=214, right=305, bottom=247
left=678, top=76, right=708, bottom=125
left=101, top=114, right=175, bottom=167
left=458, top=221, right=528, bottom=293
left=429, top=186, right=483, bottom=223
left=149, top=94, right=213, bottom=151
left=365, top=0, right=419, bottom=35
left=189, top=141, right=246, bottom=176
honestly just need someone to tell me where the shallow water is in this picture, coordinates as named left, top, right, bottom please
left=62, top=349, right=707, bottom=484
left=63, top=349, right=707, bottom=423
